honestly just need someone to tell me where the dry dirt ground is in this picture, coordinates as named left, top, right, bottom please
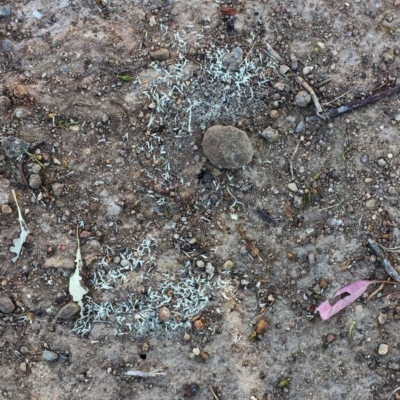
left=1, top=0, right=400, bottom=399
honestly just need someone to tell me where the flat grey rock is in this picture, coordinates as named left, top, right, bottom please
left=1, top=136, right=30, bottom=159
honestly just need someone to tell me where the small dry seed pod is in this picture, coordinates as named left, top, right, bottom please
left=255, top=319, right=268, bottom=334
left=158, top=306, right=171, bottom=322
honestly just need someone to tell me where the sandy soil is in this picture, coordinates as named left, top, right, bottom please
left=1, top=0, right=400, bottom=399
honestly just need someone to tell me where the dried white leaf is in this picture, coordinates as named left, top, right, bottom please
left=124, top=368, right=166, bottom=378
left=69, top=228, right=88, bottom=317
left=10, top=189, right=30, bottom=263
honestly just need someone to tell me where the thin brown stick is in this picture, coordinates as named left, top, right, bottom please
left=210, top=386, right=220, bottom=400
left=366, top=282, right=384, bottom=302
left=294, top=76, right=325, bottom=119
left=306, top=84, right=400, bottom=122
left=265, top=41, right=286, bottom=64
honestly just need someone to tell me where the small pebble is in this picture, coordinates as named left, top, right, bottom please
left=0, top=297, right=15, bottom=313
left=326, top=333, right=335, bottom=343
left=327, top=218, right=343, bottom=228
left=378, top=313, right=387, bottom=324
left=196, top=260, right=205, bottom=269
left=378, top=343, right=389, bottom=356
left=360, top=154, right=368, bottom=163
left=158, top=306, right=171, bottom=322
left=193, top=347, right=200, bottom=356
left=303, top=66, right=314, bottom=76
left=51, top=183, right=64, bottom=196
left=377, top=158, right=387, bottom=167
left=222, top=260, right=233, bottom=270
left=269, top=110, right=279, bottom=119
left=29, top=174, right=42, bottom=189
left=150, top=48, right=170, bottom=61
left=260, top=126, right=280, bottom=143
left=288, top=182, right=298, bottom=192
left=308, top=253, right=315, bottom=266
left=0, top=7, right=11, bottom=18
left=388, top=186, right=396, bottom=195
left=222, top=47, right=243, bottom=70
left=205, top=262, right=215, bottom=277
left=365, top=199, right=376, bottom=208
left=42, top=350, right=58, bottom=361
left=295, top=91, right=311, bottom=108
left=19, top=362, right=27, bottom=372
left=56, top=302, right=80, bottom=320
left=20, top=346, right=29, bottom=354
left=1, top=204, right=12, bottom=214
left=295, top=120, right=306, bottom=134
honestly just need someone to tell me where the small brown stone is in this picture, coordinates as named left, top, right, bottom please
left=193, top=319, right=204, bottom=330
left=269, top=110, right=279, bottom=119
left=255, top=319, right=268, bottom=334
left=326, top=333, right=335, bottom=343
left=158, top=306, right=171, bottom=322
left=56, top=302, right=80, bottom=320
left=319, top=279, right=328, bottom=289
left=13, top=84, right=27, bottom=99
left=150, top=48, right=170, bottom=61
left=1, top=204, right=12, bottom=214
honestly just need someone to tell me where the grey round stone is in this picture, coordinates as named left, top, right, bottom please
left=295, top=120, right=306, bottom=134
left=56, top=302, right=80, bottom=320
left=0, top=96, right=11, bottom=112
left=222, top=47, right=243, bottom=70
left=260, top=126, right=280, bottom=143
left=202, top=125, right=253, bottom=169
left=377, top=158, right=387, bottom=167
left=361, top=154, right=368, bottom=163
left=1, top=39, right=13, bottom=52
left=1, top=136, right=30, bottom=159
left=29, top=173, right=42, bottom=189
left=295, top=91, right=311, bottom=108
left=42, top=350, right=58, bottom=362
left=0, top=297, right=15, bottom=313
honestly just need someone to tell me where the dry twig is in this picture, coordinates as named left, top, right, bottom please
left=289, top=140, right=300, bottom=181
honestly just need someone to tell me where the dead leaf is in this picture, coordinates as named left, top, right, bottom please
left=315, top=280, right=379, bottom=320
left=10, top=190, right=30, bottom=263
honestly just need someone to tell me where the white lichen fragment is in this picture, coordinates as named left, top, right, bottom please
left=69, top=228, right=88, bottom=318
left=10, top=189, right=30, bottom=263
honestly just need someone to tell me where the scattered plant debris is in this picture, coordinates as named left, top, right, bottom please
left=10, top=189, right=30, bottom=263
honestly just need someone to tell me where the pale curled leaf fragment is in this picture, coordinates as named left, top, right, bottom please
left=69, top=228, right=88, bottom=317
left=10, top=189, right=30, bottom=263
left=124, top=368, right=166, bottom=378
left=315, top=280, right=379, bottom=321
